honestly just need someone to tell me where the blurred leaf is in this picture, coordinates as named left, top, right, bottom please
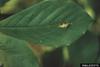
left=74, top=0, right=95, bottom=18
left=0, top=0, right=20, bottom=14
left=63, top=47, right=69, bottom=61
left=0, top=33, right=39, bottom=67
left=68, top=32, right=99, bottom=67
left=0, top=1, right=93, bottom=47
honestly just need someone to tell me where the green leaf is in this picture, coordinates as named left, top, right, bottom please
left=0, top=1, right=93, bottom=47
left=68, top=32, right=99, bottom=67
left=0, top=33, right=39, bottom=67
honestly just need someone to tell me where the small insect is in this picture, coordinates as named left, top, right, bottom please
left=58, top=21, right=71, bottom=29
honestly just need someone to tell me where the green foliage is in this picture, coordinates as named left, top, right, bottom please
left=0, top=33, right=39, bottom=67
left=0, top=0, right=93, bottom=47
left=0, top=0, right=99, bottom=67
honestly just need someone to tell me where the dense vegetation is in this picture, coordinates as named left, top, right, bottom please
left=0, top=0, right=100, bottom=67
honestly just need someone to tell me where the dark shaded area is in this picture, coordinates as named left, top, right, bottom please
left=42, top=47, right=73, bottom=67
left=0, top=64, right=3, bottom=67
left=64, top=63, right=73, bottom=67
left=42, top=47, right=64, bottom=67
left=0, top=14, right=13, bottom=20
left=92, top=0, right=100, bottom=16
left=97, top=36, right=100, bottom=62
left=0, top=0, right=9, bottom=6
